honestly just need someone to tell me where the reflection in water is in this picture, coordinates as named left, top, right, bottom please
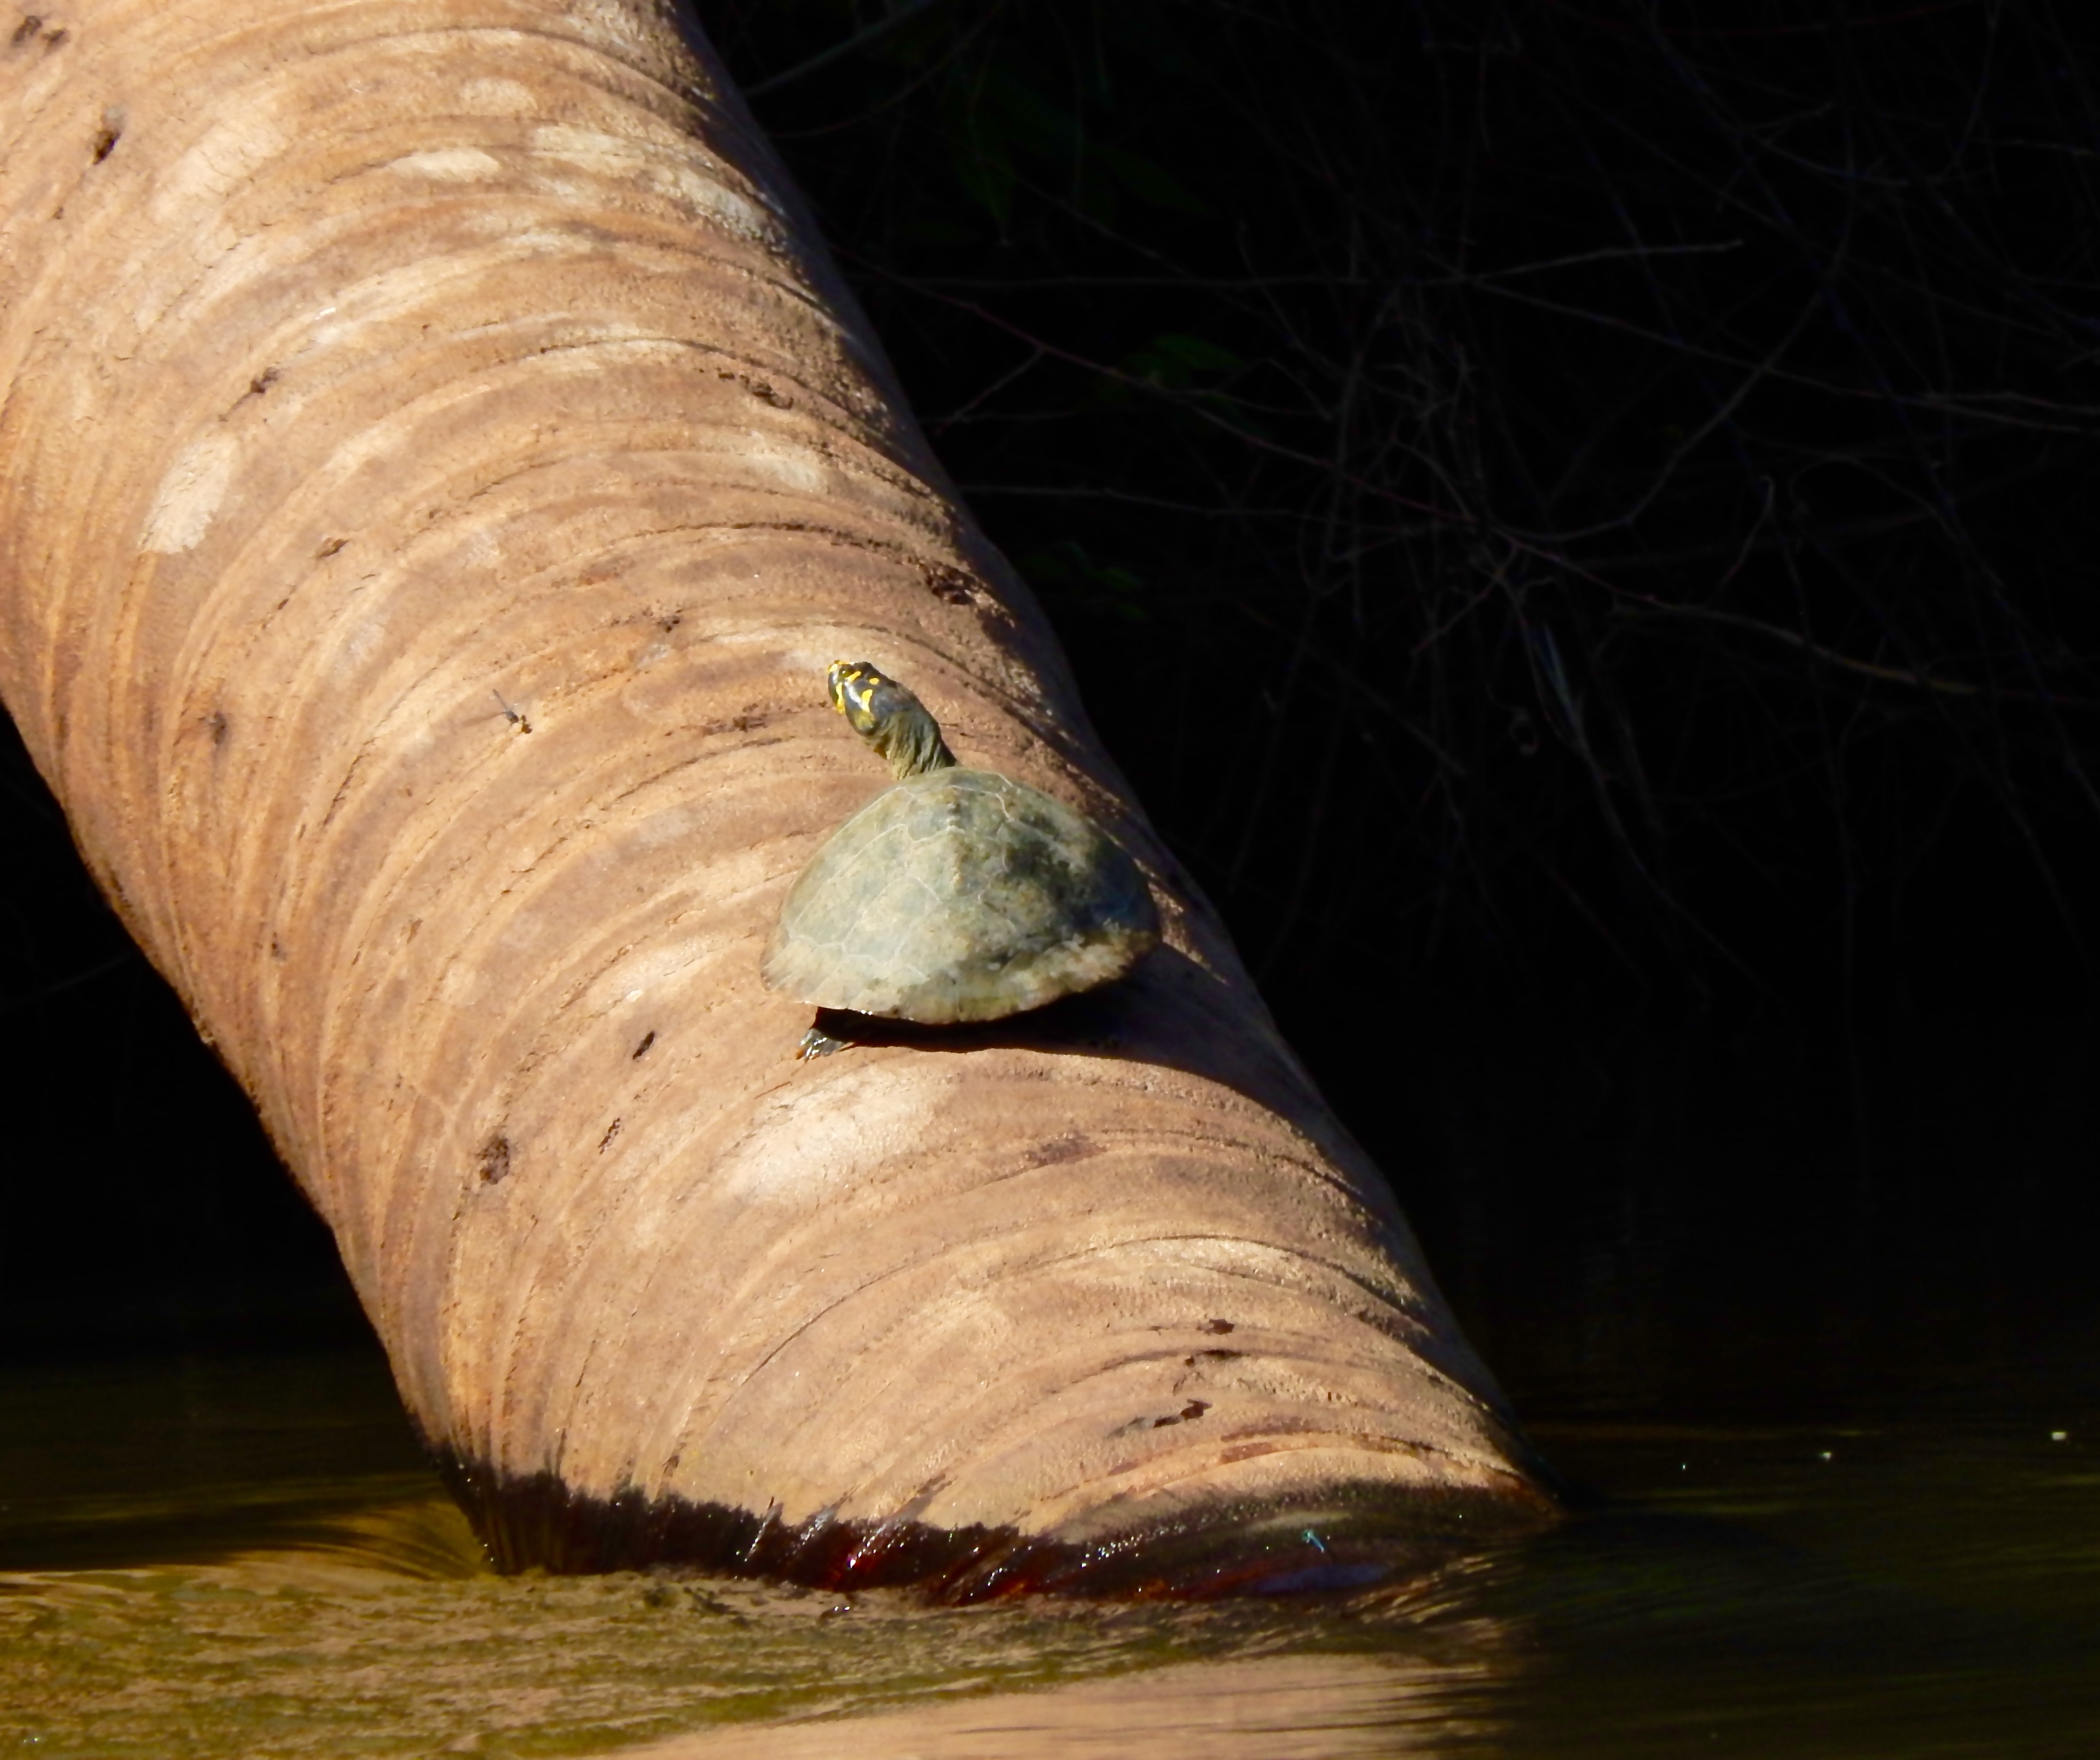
left=625, top=1653, right=1488, bottom=1759
left=1, top=1357, right=2097, bottom=1757
left=0, top=1526, right=1514, bottom=1759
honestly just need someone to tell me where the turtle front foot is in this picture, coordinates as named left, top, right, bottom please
left=795, top=1025, right=851, bottom=1060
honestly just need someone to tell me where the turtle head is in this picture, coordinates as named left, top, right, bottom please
left=827, top=660, right=958, bottom=779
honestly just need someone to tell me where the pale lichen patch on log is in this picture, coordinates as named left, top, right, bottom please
left=729, top=1065, right=964, bottom=1206
left=139, top=429, right=241, bottom=554
left=146, top=108, right=285, bottom=229
left=528, top=123, right=779, bottom=244
left=389, top=145, right=505, bottom=183
left=459, top=76, right=537, bottom=116
left=737, top=431, right=831, bottom=496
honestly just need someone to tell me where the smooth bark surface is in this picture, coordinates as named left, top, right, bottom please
left=0, top=0, right=1551, bottom=1588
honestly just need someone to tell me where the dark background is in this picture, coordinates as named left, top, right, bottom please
left=4, top=0, right=2096, bottom=1429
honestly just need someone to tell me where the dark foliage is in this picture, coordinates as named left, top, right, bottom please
left=712, top=0, right=2100, bottom=1042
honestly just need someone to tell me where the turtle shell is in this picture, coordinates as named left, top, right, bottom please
left=762, top=768, right=1159, bottom=1023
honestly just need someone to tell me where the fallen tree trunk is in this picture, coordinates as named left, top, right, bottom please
left=0, top=0, right=1554, bottom=1595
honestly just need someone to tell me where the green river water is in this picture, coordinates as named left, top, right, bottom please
left=2, top=1348, right=2095, bottom=1759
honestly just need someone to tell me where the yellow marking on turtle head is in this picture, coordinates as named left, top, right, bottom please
left=827, top=660, right=894, bottom=735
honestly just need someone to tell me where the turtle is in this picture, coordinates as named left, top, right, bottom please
left=762, top=660, right=1160, bottom=1057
